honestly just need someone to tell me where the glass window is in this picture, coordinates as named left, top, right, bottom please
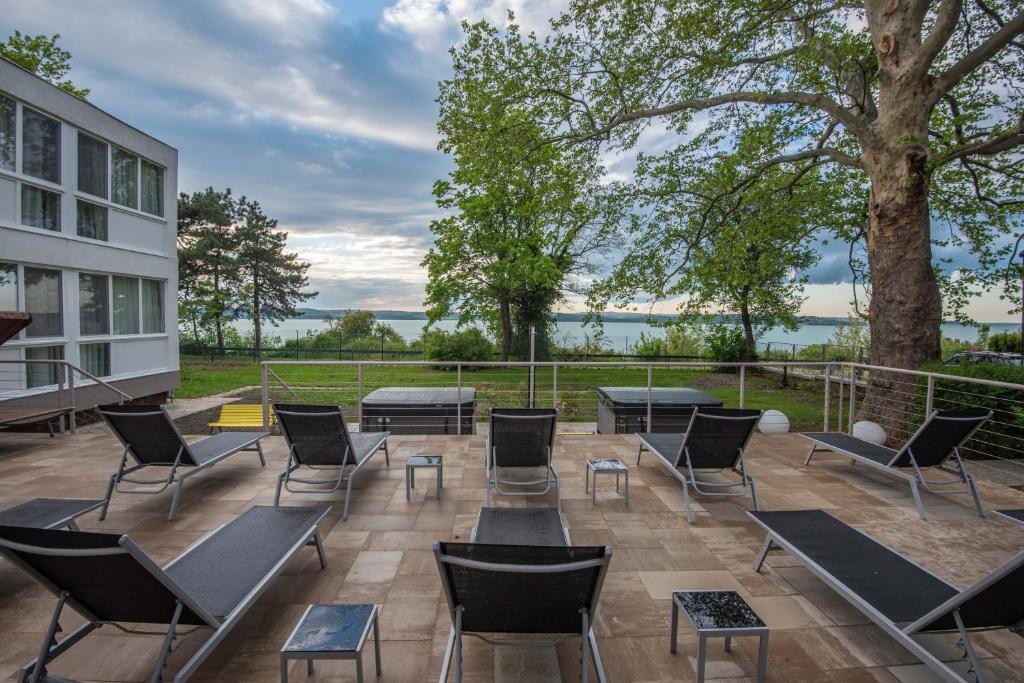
left=141, top=279, right=164, bottom=333
left=77, top=133, right=108, bottom=198
left=26, top=345, right=64, bottom=389
left=112, top=276, right=139, bottom=335
left=22, top=107, right=60, bottom=183
left=21, top=185, right=61, bottom=231
left=111, top=147, right=137, bottom=209
left=76, top=200, right=108, bottom=240
left=141, top=159, right=163, bottom=216
left=24, top=267, right=62, bottom=337
left=0, top=94, right=14, bottom=172
left=0, top=263, right=16, bottom=310
left=78, top=273, right=109, bottom=336
left=80, top=342, right=110, bottom=377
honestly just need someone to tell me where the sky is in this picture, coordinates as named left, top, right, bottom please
left=4, top=0, right=1018, bottom=322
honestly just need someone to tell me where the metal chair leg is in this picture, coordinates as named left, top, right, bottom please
left=342, top=475, right=355, bottom=521
left=909, top=480, right=928, bottom=520
left=168, top=477, right=186, bottom=521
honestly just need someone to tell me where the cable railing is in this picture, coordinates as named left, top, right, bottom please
left=0, top=359, right=131, bottom=434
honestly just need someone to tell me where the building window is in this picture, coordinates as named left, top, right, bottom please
left=141, top=159, right=163, bottom=216
left=111, top=147, right=137, bottom=209
left=21, top=185, right=61, bottom=231
left=76, top=200, right=108, bottom=240
left=80, top=342, right=110, bottom=377
left=0, top=262, right=16, bottom=310
left=112, top=276, right=139, bottom=335
left=22, top=107, right=60, bottom=183
left=142, top=279, right=164, bottom=333
left=0, top=94, right=14, bottom=172
left=77, top=133, right=108, bottom=198
left=78, top=273, right=110, bottom=336
left=26, top=345, right=64, bottom=389
left=24, top=267, right=62, bottom=337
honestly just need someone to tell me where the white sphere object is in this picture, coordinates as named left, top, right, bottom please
left=852, top=421, right=886, bottom=445
left=758, top=409, right=790, bottom=434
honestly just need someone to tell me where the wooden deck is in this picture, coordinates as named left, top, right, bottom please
left=1, top=427, right=1023, bottom=682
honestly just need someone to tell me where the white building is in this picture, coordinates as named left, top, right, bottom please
left=0, top=58, right=178, bottom=405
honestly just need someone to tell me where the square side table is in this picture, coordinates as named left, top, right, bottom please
left=670, top=590, right=768, bottom=683
left=281, top=603, right=381, bottom=682
left=406, top=455, right=443, bottom=500
left=585, top=457, right=629, bottom=505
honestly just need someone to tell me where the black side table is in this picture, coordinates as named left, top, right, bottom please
left=281, top=603, right=381, bottom=682
left=670, top=590, right=768, bottom=683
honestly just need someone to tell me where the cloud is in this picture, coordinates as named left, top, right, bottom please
left=296, top=161, right=332, bottom=176
left=381, top=0, right=567, bottom=51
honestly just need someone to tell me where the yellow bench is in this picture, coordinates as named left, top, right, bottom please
left=208, top=404, right=276, bottom=433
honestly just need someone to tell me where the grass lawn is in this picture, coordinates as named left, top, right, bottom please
left=178, top=359, right=829, bottom=430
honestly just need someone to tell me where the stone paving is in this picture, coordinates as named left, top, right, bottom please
left=0, top=427, right=1023, bottom=682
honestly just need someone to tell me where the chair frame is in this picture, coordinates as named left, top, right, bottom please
left=273, top=405, right=389, bottom=520
left=485, top=409, right=560, bottom=511
left=636, top=410, right=761, bottom=523
left=469, top=507, right=572, bottom=546
left=98, top=405, right=267, bottom=521
left=1, top=508, right=328, bottom=683
left=802, top=410, right=991, bottom=520
left=750, top=511, right=1024, bottom=683
left=433, top=543, right=612, bottom=683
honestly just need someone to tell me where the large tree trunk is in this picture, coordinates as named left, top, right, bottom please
left=253, top=286, right=262, bottom=364
left=498, top=294, right=513, bottom=361
left=213, top=266, right=225, bottom=355
left=738, top=297, right=757, bottom=362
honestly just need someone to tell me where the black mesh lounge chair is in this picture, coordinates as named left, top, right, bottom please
left=486, top=408, right=559, bottom=511
left=98, top=404, right=269, bottom=521
left=0, top=505, right=329, bottom=683
left=802, top=409, right=992, bottom=520
left=994, top=509, right=1024, bottom=527
left=0, top=498, right=104, bottom=530
left=273, top=404, right=389, bottom=520
left=750, top=510, right=1024, bottom=683
left=470, top=506, right=570, bottom=546
left=434, top=541, right=612, bottom=683
left=636, top=408, right=762, bottom=523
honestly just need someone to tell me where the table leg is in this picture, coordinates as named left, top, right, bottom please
left=670, top=601, right=679, bottom=653
left=373, top=610, right=382, bottom=675
left=592, top=471, right=597, bottom=505
left=307, top=658, right=313, bottom=675
left=756, top=632, right=769, bottom=683
left=724, top=635, right=732, bottom=652
left=356, top=651, right=364, bottom=683
left=279, top=654, right=288, bottom=683
left=625, top=469, right=630, bottom=506
left=411, top=468, right=416, bottom=488
left=405, top=469, right=411, bottom=501
left=439, top=465, right=443, bottom=491
left=585, top=468, right=589, bottom=493
left=436, top=467, right=442, bottom=498
left=615, top=472, right=620, bottom=493
left=696, top=634, right=707, bottom=683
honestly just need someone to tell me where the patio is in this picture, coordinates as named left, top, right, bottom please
left=1, top=426, right=1023, bottom=682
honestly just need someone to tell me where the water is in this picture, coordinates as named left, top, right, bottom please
left=229, top=318, right=1019, bottom=353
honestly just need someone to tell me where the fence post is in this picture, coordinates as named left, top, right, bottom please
left=552, top=364, right=558, bottom=410
left=528, top=326, right=536, bottom=408
left=357, top=364, right=363, bottom=430
left=823, top=364, right=830, bottom=432
left=68, top=365, right=77, bottom=433
left=837, top=365, right=845, bottom=432
left=848, top=365, right=857, bottom=433
left=646, top=364, right=653, bottom=431
left=261, top=362, right=269, bottom=430
left=739, top=364, right=746, bottom=408
left=56, top=364, right=65, bottom=435
left=457, top=364, right=462, bottom=436
left=926, top=374, right=935, bottom=416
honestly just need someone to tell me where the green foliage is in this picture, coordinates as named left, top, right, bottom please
left=704, top=325, right=747, bottom=365
left=989, top=331, right=1022, bottom=353
left=422, top=328, right=495, bottom=363
left=630, top=332, right=667, bottom=357
left=290, top=311, right=407, bottom=350
left=0, top=31, right=88, bottom=98
left=940, top=336, right=976, bottom=358
left=827, top=317, right=870, bottom=358
left=665, top=325, right=704, bottom=357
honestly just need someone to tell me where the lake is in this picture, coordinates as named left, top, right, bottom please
left=230, top=318, right=1019, bottom=353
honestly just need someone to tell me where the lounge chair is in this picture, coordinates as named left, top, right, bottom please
left=0, top=505, right=330, bottom=683
left=636, top=408, right=762, bottom=523
left=470, top=506, right=570, bottom=546
left=434, top=540, right=612, bottom=683
left=98, top=404, right=268, bottom=521
left=485, top=408, right=560, bottom=511
left=273, top=404, right=389, bottom=520
left=749, top=509, right=1024, bottom=683
left=994, top=509, right=1024, bottom=527
left=0, top=498, right=104, bottom=530
left=802, top=409, right=992, bottom=519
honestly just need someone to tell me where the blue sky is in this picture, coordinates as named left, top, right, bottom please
left=5, top=0, right=1016, bottom=321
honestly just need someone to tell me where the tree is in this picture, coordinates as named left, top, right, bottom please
left=177, top=188, right=239, bottom=354
left=234, top=198, right=316, bottom=361
left=460, top=2, right=1023, bottom=428
left=424, top=22, right=621, bottom=360
left=0, top=32, right=89, bottom=98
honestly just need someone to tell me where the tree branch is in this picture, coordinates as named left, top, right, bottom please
left=911, top=0, right=964, bottom=75
left=934, top=8, right=1024, bottom=96
left=932, top=118, right=1024, bottom=166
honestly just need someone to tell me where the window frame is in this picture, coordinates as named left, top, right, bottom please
left=20, top=106, right=60, bottom=184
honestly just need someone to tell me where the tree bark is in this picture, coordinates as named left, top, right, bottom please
left=253, top=282, right=262, bottom=364
left=498, top=293, right=513, bottom=361
left=739, top=297, right=757, bottom=362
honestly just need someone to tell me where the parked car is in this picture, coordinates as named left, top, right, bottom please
left=943, top=350, right=1024, bottom=366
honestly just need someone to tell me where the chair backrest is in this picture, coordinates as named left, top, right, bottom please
left=0, top=525, right=214, bottom=626
left=434, top=542, right=611, bottom=634
left=98, top=404, right=195, bottom=466
left=908, top=549, right=1024, bottom=633
left=489, top=408, right=557, bottom=468
left=892, top=409, right=992, bottom=468
left=675, top=408, right=763, bottom=469
left=274, top=404, right=356, bottom=467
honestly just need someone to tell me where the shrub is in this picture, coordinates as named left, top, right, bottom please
left=423, top=328, right=494, bottom=363
left=704, top=324, right=746, bottom=365
left=630, top=332, right=667, bottom=357
left=989, top=330, right=1022, bottom=353
left=665, top=325, right=703, bottom=357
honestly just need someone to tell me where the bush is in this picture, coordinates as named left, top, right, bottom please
left=665, top=325, right=703, bottom=357
left=989, top=330, right=1022, bottom=353
left=423, top=328, right=494, bottom=363
left=705, top=325, right=746, bottom=365
left=630, top=332, right=667, bottom=357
